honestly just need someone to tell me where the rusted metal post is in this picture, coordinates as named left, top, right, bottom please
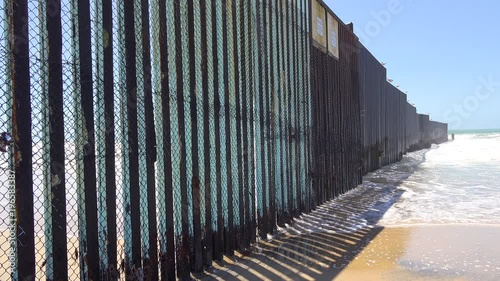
left=102, top=0, right=117, bottom=278
left=155, top=0, right=175, bottom=279
left=11, top=0, right=36, bottom=278
left=74, top=0, right=100, bottom=278
left=45, top=0, right=68, bottom=278
left=123, top=0, right=142, bottom=276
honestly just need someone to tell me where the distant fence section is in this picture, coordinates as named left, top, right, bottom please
left=358, top=44, right=448, bottom=173
left=0, top=0, right=447, bottom=280
left=310, top=17, right=362, bottom=206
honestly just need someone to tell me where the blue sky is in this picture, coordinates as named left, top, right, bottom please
left=325, top=0, right=500, bottom=130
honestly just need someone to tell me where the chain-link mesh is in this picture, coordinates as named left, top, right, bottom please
left=26, top=1, right=45, bottom=278
left=0, top=0, right=13, bottom=279
left=0, top=0, right=315, bottom=279
left=205, top=0, right=217, bottom=266
left=264, top=0, right=273, bottom=236
left=253, top=0, right=262, bottom=238
left=192, top=0, right=205, bottom=271
left=112, top=0, right=126, bottom=278
left=214, top=0, right=227, bottom=258
left=234, top=0, right=243, bottom=248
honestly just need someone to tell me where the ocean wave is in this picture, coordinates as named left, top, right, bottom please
left=379, top=133, right=500, bottom=226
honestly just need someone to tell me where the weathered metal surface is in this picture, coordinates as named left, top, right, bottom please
left=11, top=0, right=36, bottom=279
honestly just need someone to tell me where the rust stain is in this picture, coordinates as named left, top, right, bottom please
left=103, top=29, right=110, bottom=49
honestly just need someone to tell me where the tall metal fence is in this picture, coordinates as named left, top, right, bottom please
left=310, top=21, right=363, bottom=206
left=0, top=0, right=447, bottom=280
left=358, top=43, right=448, bottom=173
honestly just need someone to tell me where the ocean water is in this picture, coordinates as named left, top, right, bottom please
left=379, top=130, right=500, bottom=225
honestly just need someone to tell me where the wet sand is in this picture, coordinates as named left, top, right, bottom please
left=332, top=225, right=500, bottom=281
left=197, top=225, right=500, bottom=281
left=3, top=224, right=497, bottom=280
left=194, top=179, right=500, bottom=281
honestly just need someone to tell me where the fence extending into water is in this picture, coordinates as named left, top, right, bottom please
left=0, top=0, right=447, bottom=280
left=359, top=45, right=448, bottom=173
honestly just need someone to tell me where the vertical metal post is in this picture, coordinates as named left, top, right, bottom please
left=239, top=0, right=251, bottom=249
left=232, top=0, right=244, bottom=251
left=212, top=0, right=225, bottom=261
left=256, top=0, right=269, bottom=238
left=305, top=0, right=313, bottom=212
left=222, top=0, right=235, bottom=256
left=247, top=0, right=257, bottom=244
left=101, top=0, right=117, bottom=278
left=291, top=0, right=301, bottom=217
left=268, top=0, right=277, bottom=233
left=123, top=0, right=142, bottom=276
left=74, top=0, right=101, bottom=278
left=255, top=0, right=262, bottom=238
left=200, top=0, right=214, bottom=267
left=46, top=0, right=68, bottom=278
left=187, top=0, right=203, bottom=272
left=156, top=0, right=175, bottom=279
left=264, top=0, right=272, bottom=236
left=299, top=0, right=305, bottom=210
left=139, top=0, right=159, bottom=278
left=11, top=0, right=36, bottom=278
left=279, top=0, right=290, bottom=224
left=173, top=0, right=191, bottom=277
left=272, top=0, right=283, bottom=227
left=286, top=0, right=294, bottom=221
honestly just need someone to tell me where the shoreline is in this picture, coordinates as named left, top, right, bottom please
left=194, top=224, right=500, bottom=280
left=1, top=140, right=497, bottom=280
left=1, top=194, right=497, bottom=280
left=382, top=222, right=500, bottom=228
left=333, top=224, right=500, bottom=281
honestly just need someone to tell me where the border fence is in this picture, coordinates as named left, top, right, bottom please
left=0, top=0, right=447, bottom=280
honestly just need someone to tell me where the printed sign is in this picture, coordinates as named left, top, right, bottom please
left=327, top=13, right=340, bottom=58
left=317, top=17, right=324, bottom=36
left=331, top=31, right=337, bottom=47
left=311, top=0, right=326, bottom=48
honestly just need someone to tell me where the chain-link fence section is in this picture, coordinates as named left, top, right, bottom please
left=0, top=1, right=14, bottom=279
left=0, top=0, right=448, bottom=280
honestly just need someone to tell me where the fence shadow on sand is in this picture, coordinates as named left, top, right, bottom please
left=195, top=158, right=424, bottom=281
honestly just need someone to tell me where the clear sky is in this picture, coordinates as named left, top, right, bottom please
left=324, top=0, right=500, bottom=130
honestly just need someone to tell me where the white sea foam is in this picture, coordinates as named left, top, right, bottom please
left=380, top=132, right=500, bottom=226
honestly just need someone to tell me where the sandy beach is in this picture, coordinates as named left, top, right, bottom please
left=333, top=225, right=500, bottom=281
left=2, top=202, right=498, bottom=280
left=194, top=141, right=500, bottom=281
left=196, top=224, right=500, bottom=281
left=0, top=231, right=82, bottom=280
